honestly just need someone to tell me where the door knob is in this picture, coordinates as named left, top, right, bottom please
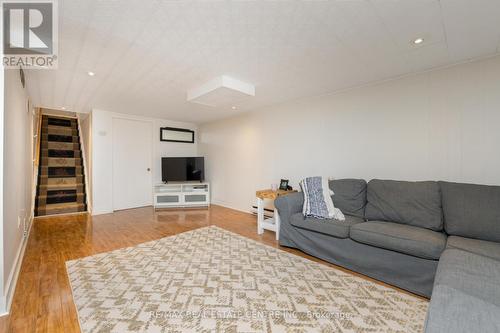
left=147, top=168, right=151, bottom=171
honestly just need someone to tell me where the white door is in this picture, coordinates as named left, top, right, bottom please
left=112, top=118, right=153, bottom=210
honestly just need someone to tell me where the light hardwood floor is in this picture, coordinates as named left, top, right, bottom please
left=0, top=205, right=424, bottom=333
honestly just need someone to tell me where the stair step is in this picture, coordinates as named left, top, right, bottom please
left=38, top=183, right=85, bottom=191
left=37, top=192, right=85, bottom=205
left=43, top=115, right=77, bottom=122
left=43, top=124, right=78, bottom=131
left=36, top=202, right=86, bottom=216
left=40, top=149, right=81, bottom=158
left=46, top=127, right=78, bottom=136
left=49, top=151, right=80, bottom=158
left=38, top=192, right=85, bottom=197
left=44, top=118, right=76, bottom=128
left=41, top=134, right=79, bottom=143
left=40, top=157, right=83, bottom=167
left=38, top=176, right=84, bottom=186
left=41, top=142, right=80, bottom=150
left=45, top=126, right=78, bottom=136
left=40, top=166, right=83, bottom=177
left=46, top=173, right=84, bottom=179
left=44, top=202, right=85, bottom=209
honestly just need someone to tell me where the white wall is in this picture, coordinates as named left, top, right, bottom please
left=199, top=55, right=500, bottom=212
left=1, top=69, right=32, bottom=313
left=91, top=109, right=198, bottom=215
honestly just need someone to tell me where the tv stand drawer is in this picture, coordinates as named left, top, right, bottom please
left=184, top=194, right=208, bottom=203
left=156, top=195, right=181, bottom=203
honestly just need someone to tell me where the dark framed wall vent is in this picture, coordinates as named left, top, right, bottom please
left=160, top=127, right=195, bottom=143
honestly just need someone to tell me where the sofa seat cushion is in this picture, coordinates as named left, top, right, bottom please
left=290, top=213, right=363, bottom=239
left=439, top=181, right=500, bottom=243
left=350, top=221, right=446, bottom=259
left=447, top=236, right=500, bottom=261
left=365, top=179, right=443, bottom=231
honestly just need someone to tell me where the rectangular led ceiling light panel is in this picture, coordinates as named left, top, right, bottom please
left=187, top=75, right=255, bottom=107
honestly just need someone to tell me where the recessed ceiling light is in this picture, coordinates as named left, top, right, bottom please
left=61, top=107, right=66, bottom=110
left=413, top=38, right=424, bottom=45
left=88, top=71, right=95, bottom=76
left=231, top=106, right=237, bottom=110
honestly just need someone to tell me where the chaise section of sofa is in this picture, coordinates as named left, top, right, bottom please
left=424, top=249, right=500, bottom=332
left=424, top=182, right=500, bottom=332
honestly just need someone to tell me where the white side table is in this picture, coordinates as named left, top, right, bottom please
left=256, top=189, right=298, bottom=240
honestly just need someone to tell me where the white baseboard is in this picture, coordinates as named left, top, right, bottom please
left=210, top=200, right=252, bottom=215
left=1, top=217, right=33, bottom=315
left=0, top=299, right=7, bottom=317
left=91, top=209, right=113, bottom=216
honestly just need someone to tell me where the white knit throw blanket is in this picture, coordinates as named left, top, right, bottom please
left=300, top=176, right=345, bottom=220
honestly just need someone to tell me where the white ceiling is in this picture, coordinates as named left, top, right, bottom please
left=24, top=0, right=500, bottom=124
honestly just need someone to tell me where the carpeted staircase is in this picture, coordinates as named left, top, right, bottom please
left=35, top=115, right=87, bottom=216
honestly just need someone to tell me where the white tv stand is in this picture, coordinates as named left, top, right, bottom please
left=153, top=182, right=210, bottom=209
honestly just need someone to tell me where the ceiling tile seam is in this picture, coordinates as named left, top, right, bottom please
left=71, top=9, right=158, bottom=113
left=83, top=31, right=173, bottom=102
left=326, top=2, right=377, bottom=76
left=437, top=0, right=451, bottom=62
left=113, top=36, right=229, bottom=106
left=71, top=6, right=130, bottom=113
left=101, top=37, right=193, bottom=103
left=80, top=6, right=191, bottom=112
left=366, top=0, right=413, bottom=69
left=76, top=2, right=165, bottom=114
left=60, top=2, right=98, bottom=111
left=49, top=1, right=75, bottom=109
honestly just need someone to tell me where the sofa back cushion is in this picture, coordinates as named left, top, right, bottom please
left=365, top=179, right=443, bottom=231
left=329, top=179, right=367, bottom=218
left=439, top=181, right=500, bottom=242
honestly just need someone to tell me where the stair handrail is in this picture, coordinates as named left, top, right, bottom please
left=33, top=107, right=42, bottom=168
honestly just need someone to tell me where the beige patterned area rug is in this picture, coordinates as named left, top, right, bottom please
left=66, top=226, right=428, bottom=333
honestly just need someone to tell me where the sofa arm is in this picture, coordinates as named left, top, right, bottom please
left=275, top=192, right=304, bottom=221
left=275, top=192, right=304, bottom=247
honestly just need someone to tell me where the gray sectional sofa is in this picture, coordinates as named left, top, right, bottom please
left=274, top=179, right=500, bottom=332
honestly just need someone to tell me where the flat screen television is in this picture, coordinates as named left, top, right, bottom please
left=162, top=157, right=205, bottom=182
